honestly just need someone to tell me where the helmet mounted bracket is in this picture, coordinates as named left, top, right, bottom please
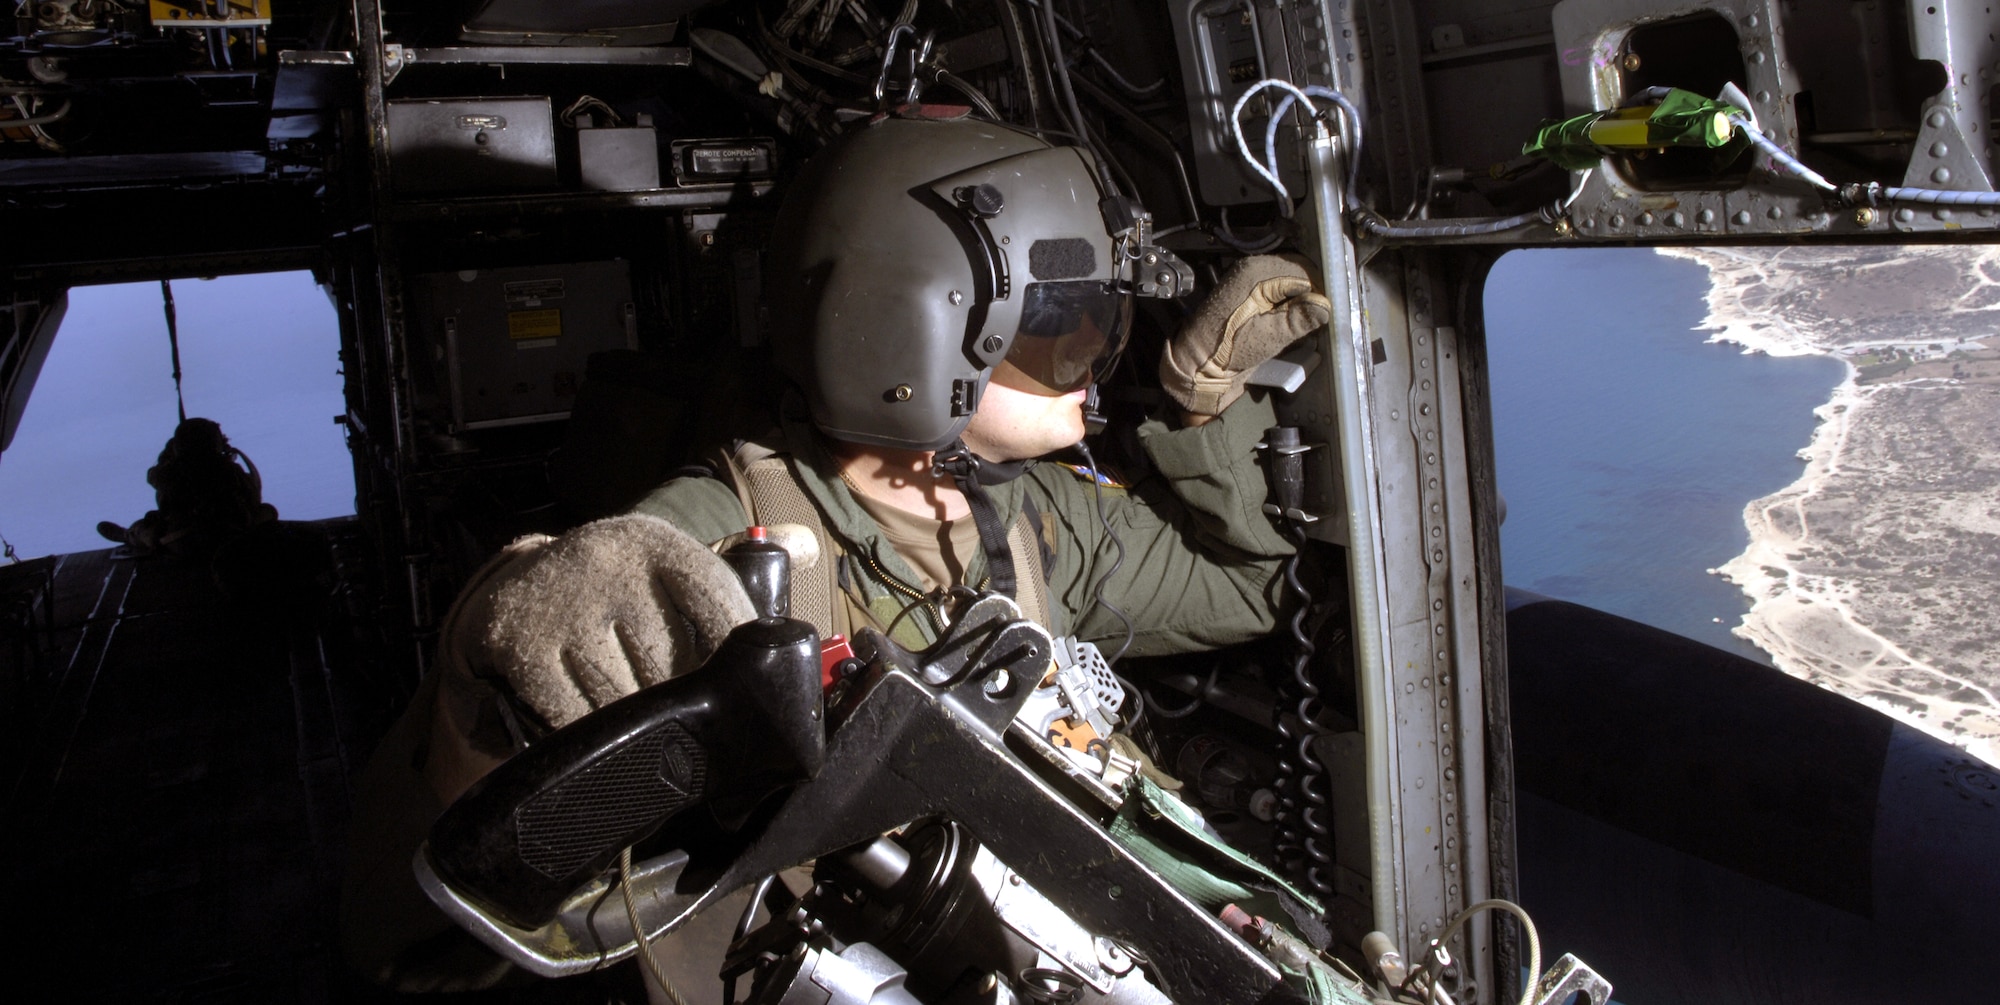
left=1101, top=194, right=1196, bottom=301
left=930, top=182, right=1013, bottom=370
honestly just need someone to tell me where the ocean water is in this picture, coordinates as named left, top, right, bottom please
left=1485, top=247, right=1847, bottom=661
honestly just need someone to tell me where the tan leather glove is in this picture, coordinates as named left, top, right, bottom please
left=1160, top=254, right=1333, bottom=416
left=450, top=514, right=764, bottom=729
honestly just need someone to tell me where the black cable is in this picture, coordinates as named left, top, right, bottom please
left=1034, top=0, right=1120, bottom=197
left=1065, top=60, right=1202, bottom=223
left=992, top=0, right=1047, bottom=131
left=1071, top=438, right=1135, bottom=664
left=1278, top=522, right=1334, bottom=898
left=1213, top=205, right=1286, bottom=253
left=735, top=875, right=779, bottom=940
left=160, top=280, right=186, bottom=424
left=758, top=12, right=870, bottom=84
left=882, top=588, right=945, bottom=641
left=1082, top=115, right=1143, bottom=202
left=1033, top=0, right=1089, bottom=132
left=1084, top=49, right=1168, bottom=99
left=724, top=872, right=776, bottom=1005
left=1146, top=665, right=1216, bottom=719
left=1112, top=669, right=1146, bottom=729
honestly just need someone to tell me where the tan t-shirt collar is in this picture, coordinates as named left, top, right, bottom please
left=845, top=488, right=982, bottom=593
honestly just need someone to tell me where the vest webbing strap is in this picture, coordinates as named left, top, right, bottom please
left=722, top=442, right=1050, bottom=638
left=723, top=445, right=839, bottom=636
left=1007, top=505, right=1050, bottom=630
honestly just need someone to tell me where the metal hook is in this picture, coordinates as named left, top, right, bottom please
left=873, top=22, right=936, bottom=106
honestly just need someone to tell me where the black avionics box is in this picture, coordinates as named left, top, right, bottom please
left=386, top=97, right=559, bottom=195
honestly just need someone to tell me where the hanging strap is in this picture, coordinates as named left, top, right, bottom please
left=931, top=439, right=1016, bottom=599
left=161, top=280, right=186, bottom=424
left=721, top=441, right=840, bottom=637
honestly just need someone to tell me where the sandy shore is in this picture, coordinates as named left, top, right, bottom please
left=1659, top=246, right=2000, bottom=766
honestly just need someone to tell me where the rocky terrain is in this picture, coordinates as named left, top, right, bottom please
left=1659, top=245, right=2000, bottom=765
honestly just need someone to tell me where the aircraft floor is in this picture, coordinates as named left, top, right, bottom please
left=1, top=525, right=386, bottom=999
left=0, top=523, right=646, bottom=1003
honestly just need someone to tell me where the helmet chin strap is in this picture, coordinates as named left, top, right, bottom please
left=931, top=439, right=1018, bottom=599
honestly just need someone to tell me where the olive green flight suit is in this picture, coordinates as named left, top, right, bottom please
left=631, top=392, right=1297, bottom=654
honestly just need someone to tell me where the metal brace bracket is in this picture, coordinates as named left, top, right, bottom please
left=1533, top=952, right=1615, bottom=1005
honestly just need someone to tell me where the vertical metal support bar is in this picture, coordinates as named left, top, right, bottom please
left=350, top=0, right=394, bottom=212
left=348, top=0, right=430, bottom=671
left=1303, top=135, right=1495, bottom=995
left=1435, top=325, right=1493, bottom=999
left=1368, top=257, right=1491, bottom=995
left=1300, top=128, right=1400, bottom=944
left=1355, top=0, right=1437, bottom=217
left=350, top=0, right=408, bottom=467
left=1452, top=275, right=1523, bottom=1002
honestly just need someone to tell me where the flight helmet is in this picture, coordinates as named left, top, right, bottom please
left=769, top=114, right=1170, bottom=451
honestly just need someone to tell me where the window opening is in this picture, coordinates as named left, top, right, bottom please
left=1488, top=245, right=2000, bottom=763
left=1486, top=247, right=1842, bottom=662
left=0, top=271, right=353, bottom=559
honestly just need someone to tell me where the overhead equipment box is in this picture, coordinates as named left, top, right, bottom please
left=578, top=117, right=661, bottom=191
left=411, top=261, right=638, bottom=431
left=387, top=97, right=559, bottom=195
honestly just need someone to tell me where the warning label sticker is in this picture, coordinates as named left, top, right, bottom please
left=507, top=309, right=562, bottom=342
left=503, top=279, right=566, bottom=306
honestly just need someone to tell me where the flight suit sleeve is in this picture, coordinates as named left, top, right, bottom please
left=1033, top=392, right=1297, bottom=656
left=627, top=470, right=757, bottom=541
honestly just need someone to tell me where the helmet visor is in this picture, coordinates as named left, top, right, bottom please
left=996, top=280, right=1132, bottom=394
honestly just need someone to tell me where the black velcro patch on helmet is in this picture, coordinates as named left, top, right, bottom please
left=1028, top=239, right=1096, bottom=280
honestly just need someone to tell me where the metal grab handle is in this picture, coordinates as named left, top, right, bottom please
left=423, top=616, right=824, bottom=930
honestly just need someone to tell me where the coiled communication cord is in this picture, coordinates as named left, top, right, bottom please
left=1271, top=519, right=1335, bottom=897
left=1260, top=426, right=1335, bottom=897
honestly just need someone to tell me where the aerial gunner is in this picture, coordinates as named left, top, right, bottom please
left=341, top=109, right=1332, bottom=991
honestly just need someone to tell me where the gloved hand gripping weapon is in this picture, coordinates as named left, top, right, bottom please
left=413, top=590, right=1324, bottom=1004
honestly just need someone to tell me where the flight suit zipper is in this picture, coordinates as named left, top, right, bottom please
left=849, top=546, right=947, bottom=638
left=847, top=546, right=990, bottom=641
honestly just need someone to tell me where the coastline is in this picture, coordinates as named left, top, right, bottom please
left=1656, top=246, right=2000, bottom=766
left=1657, top=246, right=1833, bottom=359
